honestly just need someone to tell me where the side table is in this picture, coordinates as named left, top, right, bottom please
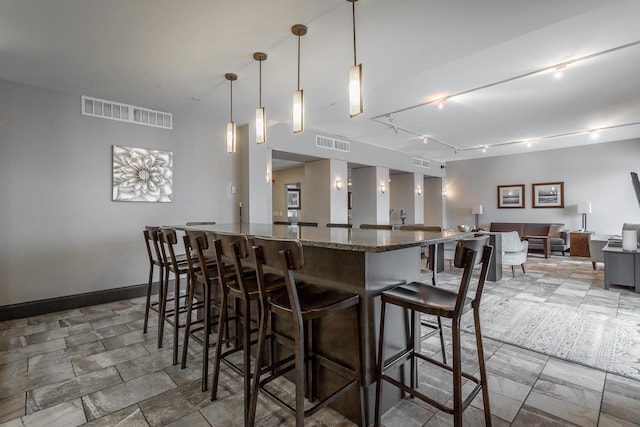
left=570, top=231, right=594, bottom=257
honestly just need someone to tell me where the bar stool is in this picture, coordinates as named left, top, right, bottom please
left=143, top=226, right=165, bottom=342
left=180, top=230, right=230, bottom=391
left=374, top=236, right=493, bottom=427
left=143, top=226, right=190, bottom=348
left=248, top=236, right=366, bottom=427
left=159, top=227, right=215, bottom=365
left=208, top=232, right=285, bottom=424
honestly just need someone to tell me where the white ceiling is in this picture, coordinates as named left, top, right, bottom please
left=2, top=0, right=639, bottom=162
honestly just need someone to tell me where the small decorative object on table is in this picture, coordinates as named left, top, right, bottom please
left=399, top=209, right=407, bottom=225
left=458, top=224, right=472, bottom=232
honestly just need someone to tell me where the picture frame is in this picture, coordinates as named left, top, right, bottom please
left=497, top=184, right=525, bottom=208
left=112, top=145, right=173, bottom=202
left=287, top=189, right=301, bottom=209
left=532, top=182, right=564, bottom=208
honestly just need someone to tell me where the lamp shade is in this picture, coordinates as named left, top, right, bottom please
left=577, top=201, right=592, bottom=214
left=472, top=204, right=484, bottom=215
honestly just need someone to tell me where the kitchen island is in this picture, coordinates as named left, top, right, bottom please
left=179, top=223, right=471, bottom=423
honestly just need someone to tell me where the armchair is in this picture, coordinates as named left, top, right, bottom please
left=589, top=234, right=612, bottom=270
left=501, top=231, right=529, bottom=277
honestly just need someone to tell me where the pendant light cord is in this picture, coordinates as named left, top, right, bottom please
left=297, top=35, right=301, bottom=91
left=229, top=79, right=233, bottom=122
left=259, top=60, right=262, bottom=107
left=352, top=1, right=357, bottom=66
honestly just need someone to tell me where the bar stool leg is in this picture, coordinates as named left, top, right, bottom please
left=242, top=298, right=252, bottom=419
left=294, top=321, right=305, bottom=427
left=452, top=319, right=463, bottom=427
left=355, top=305, right=367, bottom=427
left=181, top=278, right=197, bottom=369
left=247, top=304, right=268, bottom=425
left=143, top=263, right=154, bottom=333
left=172, top=273, right=182, bottom=365
left=211, top=287, right=229, bottom=400
left=374, top=298, right=387, bottom=427
left=158, top=265, right=170, bottom=348
left=474, top=308, right=492, bottom=426
left=201, top=280, right=211, bottom=390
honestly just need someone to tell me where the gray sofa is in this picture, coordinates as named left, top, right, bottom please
left=489, top=222, right=570, bottom=257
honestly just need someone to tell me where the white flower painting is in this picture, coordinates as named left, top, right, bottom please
left=112, top=145, right=173, bottom=202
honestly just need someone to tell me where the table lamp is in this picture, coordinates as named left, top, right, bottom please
left=472, top=204, right=483, bottom=229
left=577, top=201, right=591, bottom=231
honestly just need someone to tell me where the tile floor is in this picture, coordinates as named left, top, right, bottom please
left=1, top=256, right=640, bottom=426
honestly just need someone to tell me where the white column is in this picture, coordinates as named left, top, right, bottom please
left=352, top=166, right=389, bottom=226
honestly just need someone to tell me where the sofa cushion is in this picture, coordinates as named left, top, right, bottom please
left=523, top=223, right=551, bottom=237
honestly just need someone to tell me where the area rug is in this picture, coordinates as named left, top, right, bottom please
left=462, top=294, right=640, bottom=381
left=421, top=256, right=640, bottom=382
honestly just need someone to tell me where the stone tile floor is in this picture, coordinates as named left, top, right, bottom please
left=1, top=255, right=640, bottom=426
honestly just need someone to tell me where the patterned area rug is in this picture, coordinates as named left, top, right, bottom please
left=463, top=294, right=640, bottom=381
left=423, top=255, right=640, bottom=382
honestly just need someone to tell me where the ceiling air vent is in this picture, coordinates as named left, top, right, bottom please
left=413, top=157, right=431, bottom=169
left=315, top=135, right=350, bottom=152
left=82, top=96, right=172, bottom=130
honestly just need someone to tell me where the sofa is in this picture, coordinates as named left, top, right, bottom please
left=489, top=222, right=570, bottom=257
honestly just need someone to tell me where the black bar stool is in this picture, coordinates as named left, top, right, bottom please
left=207, top=232, right=285, bottom=425
left=180, top=230, right=230, bottom=391
left=159, top=227, right=215, bottom=365
left=248, top=236, right=366, bottom=427
left=374, top=236, right=493, bottom=427
left=142, top=226, right=165, bottom=343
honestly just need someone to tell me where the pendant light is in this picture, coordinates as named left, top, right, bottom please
left=347, top=0, right=363, bottom=117
left=254, top=52, right=267, bottom=144
left=291, top=24, right=307, bottom=133
left=225, top=73, right=237, bottom=153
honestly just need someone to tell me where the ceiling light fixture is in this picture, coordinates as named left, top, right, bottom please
left=225, top=73, right=238, bottom=153
left=423, top=137, right=429, bottom=144
left=438, top=98, right=446, bottom=109
left=254, top=52, right=267, bottom=144
left=347, top=0, right=363, bottom=117
left=292, top=24, right=307, bottom=133
left=554, top=64, right=566, bottom=79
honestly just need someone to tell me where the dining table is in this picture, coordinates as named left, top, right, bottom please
left=176, top=223, right=473, bottom=424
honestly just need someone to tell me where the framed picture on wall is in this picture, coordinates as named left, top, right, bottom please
left=497, top=184, right=525, bottom=208
left=532, top=182, right=564, bottom=208
left=287, top=189, right=301, bottom=209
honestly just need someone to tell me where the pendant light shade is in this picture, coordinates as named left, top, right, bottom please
left=291, top=24, right=307, bottom=133
left=347, top=0, right=363, bottom=117
left=349, top=64, right=362, bottom=117
left=225, top=73, right=237, bottom=153
left=253, top=52, right=267, bottom=144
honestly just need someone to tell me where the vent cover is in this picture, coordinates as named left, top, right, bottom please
left=82, top=96, right=172, bottom=130
left=315, top=135, right=350, bottom=152
left=413, top=157, right=431, bottom=169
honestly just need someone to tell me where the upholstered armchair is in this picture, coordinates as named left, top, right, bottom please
left=589, top=234, right=611, bottom=270
left=501, top=231, right=529, bottom=277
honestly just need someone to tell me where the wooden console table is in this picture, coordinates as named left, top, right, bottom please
left=570, top=231, right=593, bottom=257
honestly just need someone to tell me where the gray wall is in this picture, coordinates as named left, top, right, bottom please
left=444, top=139, right=640, bottom=234
left=0, top=79, right=239, bottom=306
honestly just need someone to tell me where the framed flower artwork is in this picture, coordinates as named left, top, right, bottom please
left=112, top=145, right=173, bottom=202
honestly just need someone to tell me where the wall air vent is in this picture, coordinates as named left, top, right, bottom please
left=82, top=96, right=172, bottom=130
left=413, top=157, right=431, bottom=169
left=315, top=135, right=350, bottom=152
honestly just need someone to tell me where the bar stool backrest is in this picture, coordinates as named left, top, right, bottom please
left=326, top=223, right=352, bottom=228
left=159, top=227, right=181, bottom=269
left=144, top=226, right=163, bottom=267
left=252, top=236, right=304, bottom=324
left=360, top=224, right=393, bottom=230
left=212, top=232, right=251, bottom=293
left=183, top=230, right=209, bottom=280
left=185, top=221, right=216, bottom=226
left=452, top=235, right=493, bottom=315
